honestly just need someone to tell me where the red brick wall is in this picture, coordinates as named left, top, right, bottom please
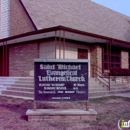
left=10, top=0, right=35, bottom=36
left=9, top=42, right=38, bottom=76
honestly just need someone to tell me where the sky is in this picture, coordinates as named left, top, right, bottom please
left=91, top=0, right=130, bottom=17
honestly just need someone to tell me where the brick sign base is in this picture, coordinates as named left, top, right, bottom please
left=26, top=109, right=97, bottom=122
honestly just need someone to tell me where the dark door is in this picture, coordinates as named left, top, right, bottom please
left=0, top=46, right=9, bottom=76
left=78, top=49, right=88, bottom=59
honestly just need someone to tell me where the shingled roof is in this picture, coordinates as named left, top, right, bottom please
left=21, top=0, right=130, bottom=42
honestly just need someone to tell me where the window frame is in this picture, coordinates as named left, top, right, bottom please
left=103, top=46, right=121, bottom=70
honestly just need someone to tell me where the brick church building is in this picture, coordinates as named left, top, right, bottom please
left=0, top=0, right=130, bottom=77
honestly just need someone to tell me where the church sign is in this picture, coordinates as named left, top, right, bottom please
left=34, top=59, right=88, bottom=102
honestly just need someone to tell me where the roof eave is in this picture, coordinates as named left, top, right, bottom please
left=0, top=25, right=129, bottom=45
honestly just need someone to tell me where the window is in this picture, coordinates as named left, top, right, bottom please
left=103, top=46, right=121, bottom=70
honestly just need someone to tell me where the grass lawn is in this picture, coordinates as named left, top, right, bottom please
left=0, top=96, right=129, bottom=130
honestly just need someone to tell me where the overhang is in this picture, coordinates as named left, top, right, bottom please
left=0, top=26, right=130, bottom=48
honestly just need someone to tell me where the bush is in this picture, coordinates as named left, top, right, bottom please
left=110, top=68, right=130, bottom=76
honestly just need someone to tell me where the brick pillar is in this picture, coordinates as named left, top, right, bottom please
left=121, top=51, right=129, bottom=69
left=90, top=45, right=102, bottom=77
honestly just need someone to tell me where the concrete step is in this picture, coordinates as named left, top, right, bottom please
left=0, top=77, right=19, bottom=80
left=0, top=79, right=34, bottom=84
left=89, top=85, right=102, bottom=88
left=2, top=90, right=34, bottom=98
left=7, top=87, right=34, bottom=92
left=0, top=83, right=34, bottom=88
left=0, top=79, right=34, bottom=83
left=90, top=82, right=127, bottom=88
left=0, top=85, right=8, bottom=92
left=10, top=84, right=34, bottom=88
left=0, top=77, right=34, bottom=81
left=89, top=82, right=101, bottom=86
left=0, top=76, right=130, bottom=100
left=0, top=94, right=33, bottom=100
left=15, top=81, right=34, bottom=84
left=0, top=81, right=17, bottom=84
left=89, top=85, right=104, bottom=88
left=16, top=77, right=34, bottom=82
left=89, top=82, right=126, bottom=88
left=0, top=77, right=34, bottom=99
left=89, top=88, right=130, bottom=97
left=0, top=87, right=7, bottom=90
left=89, top=86, right=128, bottom=92
left=0, top=77, right=31, bottom=79
left=90, top=77, right=130, bottom=97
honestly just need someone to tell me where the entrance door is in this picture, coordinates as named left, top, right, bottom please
left=78, top=49, right=88, bottom=59
left=0, top=46, right=9, bottom=76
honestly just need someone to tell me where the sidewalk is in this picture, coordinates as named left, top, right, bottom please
left=114, top=92, right=130, bottom=98
left=89, top=92, right=130, bottom=99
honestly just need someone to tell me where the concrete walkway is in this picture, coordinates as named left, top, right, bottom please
left=114, top=92, right=130, bottom=98
left=89, top=92, right=130, bottom=99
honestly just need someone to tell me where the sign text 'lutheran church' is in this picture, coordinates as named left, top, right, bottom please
left=34, top=59, right=88, bottom=102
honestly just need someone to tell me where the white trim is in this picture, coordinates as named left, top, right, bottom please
left=34, top=58, right=89, bottom=63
